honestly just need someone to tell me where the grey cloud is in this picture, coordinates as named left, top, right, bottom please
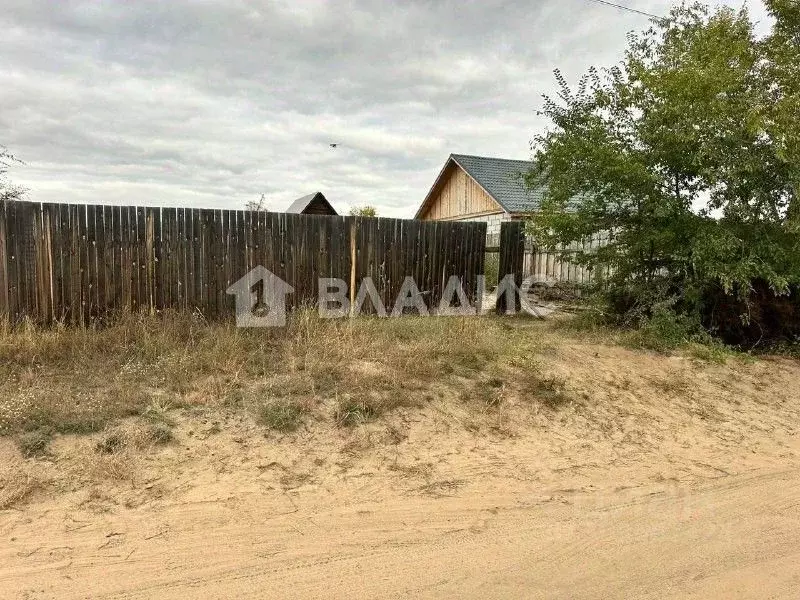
left=1, top=0, right=769, bottom=216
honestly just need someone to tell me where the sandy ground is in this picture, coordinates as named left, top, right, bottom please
left=1, top=338, right=799, bottom=599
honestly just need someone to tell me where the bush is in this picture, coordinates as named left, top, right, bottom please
left=629, top=307, right=710, bottom=352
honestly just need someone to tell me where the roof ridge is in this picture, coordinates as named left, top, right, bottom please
left=450, top=153, right=532, bottom=163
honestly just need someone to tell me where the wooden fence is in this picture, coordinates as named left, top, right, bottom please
left=522, top=232, right=608, bottom=284
left=0, top=200, right=487, bottom=325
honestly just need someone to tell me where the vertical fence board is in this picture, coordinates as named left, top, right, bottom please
left=496, top=221, right=525, bottom=315
left=153, top=207, right=165, bottom=311
left=7, top=202, right=21, bottom=321
left=0, top=202, right=7, bottom=318
left=122, top=205, right=132, bottom=312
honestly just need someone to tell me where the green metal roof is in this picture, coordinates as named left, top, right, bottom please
left=449, top=154, right=543, bottom=214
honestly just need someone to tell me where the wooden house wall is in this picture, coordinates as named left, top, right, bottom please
left=418, top=164, right=504, bottom=221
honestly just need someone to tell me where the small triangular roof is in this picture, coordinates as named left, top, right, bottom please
left=285, top=192, right=337, bottom=214
left=415, top=154, right=546, bottom=218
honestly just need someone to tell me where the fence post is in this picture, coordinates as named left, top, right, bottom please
left=496, top=220, right=525, bottom=315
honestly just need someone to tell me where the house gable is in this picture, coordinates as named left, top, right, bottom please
left=286, top=192, right=337, bottom=215
left=416, top=159, right=505, bottom=221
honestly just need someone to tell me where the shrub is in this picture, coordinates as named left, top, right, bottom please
left=629, top=307, right=710, bottom=353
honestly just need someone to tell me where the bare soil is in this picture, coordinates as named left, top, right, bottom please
left=1, top=325, right=799, bottom=598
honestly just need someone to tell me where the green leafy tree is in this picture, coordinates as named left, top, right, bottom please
left=762, top=0, right=800, bottom=227
left=529, top=2, right=800, bottom=342
left=349, top=205, right=377, bottom=217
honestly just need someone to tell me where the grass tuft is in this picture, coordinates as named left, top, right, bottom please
left=530, top=374, right=570, bottom=409
left=15, top=428, right=53, bottom=459
left=95, top=421, right=174, bottom=455
left=257, top=399, right=305, bottom=432
left=95, top=430, right=126, bottom=455
left=334, top=395, right=381, bottom=427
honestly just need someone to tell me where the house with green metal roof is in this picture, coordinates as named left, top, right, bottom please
left=414, top=154, right=544, bottom=239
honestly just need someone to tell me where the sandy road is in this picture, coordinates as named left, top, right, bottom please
left=2, top=466, right=799, bottom=599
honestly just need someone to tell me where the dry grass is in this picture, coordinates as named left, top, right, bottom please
left=0, top=310, right=546, bottom=445
left=80, top=420, right=175, bottom=485
left=0, top=309, right=796, bottom=515
left=95, top=421, right=174, bottom=455
left=0, top=465, right=42, bottom=509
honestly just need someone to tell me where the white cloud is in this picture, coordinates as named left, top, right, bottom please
left=1, top=0, right=770, bottom=218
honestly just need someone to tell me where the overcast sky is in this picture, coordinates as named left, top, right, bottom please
left=2, top=0, right=771, bottom=217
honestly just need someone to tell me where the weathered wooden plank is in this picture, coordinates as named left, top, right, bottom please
left=101, top=205, right=114, bottom=318
left=6, top=202, right=22, bottom=322
left=152, top=207, right=164, bottom=311
left=186, top=209, right=197, bottom=312
left=83, top=204, right=97, bottom=322
left=91, top=204, right=103, bottom=319
left=31, top=203, right=45, bottom=322
left=216, top=210, right=229, bottom=316
left=475, top=222, right=487, bottom=304
left=461, top=222, right=473, bottom=307
left=205, top=209, right=214, bottom=316
left=121, top=205, right=133, bottom=312
left=0, top=202, right=7, bottom=319
left=111, top=206, right=127, bottom=313
left=136, top=206, right=149, bottom=313
left=18, top=202, right=37, bottom=320
left=496, top=220, right=525, bottom=315
left=55, top=204, right=69, bottom=322
left=176, top=208, right=186, bottom=310
left=191, top=209, right=203, bottom=315
left=41, top=204, right=56, bottom=323
left=212, top=209, right=225, bottom=318
left=233, top=210, right=246, bottom=289
left=94, top=205, right=107, bottom=319
left=70, top=204, right=85, bottom=325
left=163, top=207, right=176, bottom=311
left=51, top=204, right=65, bottom=321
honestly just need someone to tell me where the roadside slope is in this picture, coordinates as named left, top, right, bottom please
left=1, top=326, right=798, bottom=598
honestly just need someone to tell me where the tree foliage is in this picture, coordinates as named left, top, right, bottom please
left=349, top=205, right=377, bottom=217
left=0, top=147, right=25, bottom=202
left=529, top=2, right=800, bottom=344
left=245, top=194, right=269, bottom=212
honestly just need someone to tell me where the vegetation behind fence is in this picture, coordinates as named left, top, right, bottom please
left=0, top=200, right=487, bottom=325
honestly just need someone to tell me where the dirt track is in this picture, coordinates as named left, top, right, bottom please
left=1, top=340, right=799, bottom=598
left=3, top=466, right=799, bottom=598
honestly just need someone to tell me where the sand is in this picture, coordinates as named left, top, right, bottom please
left=1, top=339, right=798, bottom=598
